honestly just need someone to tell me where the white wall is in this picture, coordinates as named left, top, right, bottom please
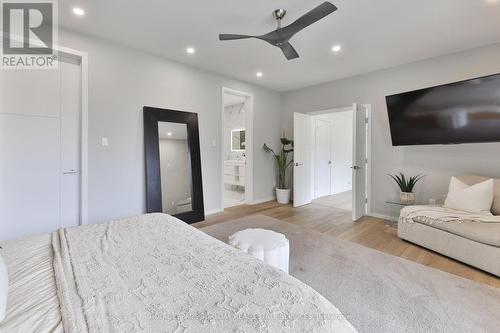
left=283, top=43, right=500, bottom=216
left=59, top=29, right=281, bottom=223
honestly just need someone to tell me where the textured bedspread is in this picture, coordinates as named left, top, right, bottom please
left=52, top=213, right=356, bottom=333
left=400, top=205, right=500, bottom=224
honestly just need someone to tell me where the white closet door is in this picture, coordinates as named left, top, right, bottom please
left=314, top=119, right=332, bottom=198
left=0, top=60, right=81, bottom=241
left=330, top=111, right=353, bottom=195
left=0, top=114, right=61, bottom=240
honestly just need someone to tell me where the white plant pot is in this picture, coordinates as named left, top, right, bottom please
left=276, top=188, right=291, bottom=204
left=400, top=191, right=416, bottom=205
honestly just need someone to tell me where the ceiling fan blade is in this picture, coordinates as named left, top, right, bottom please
left=219, top=34, right=255, bottom=41
left=281, top=2, right=337, bottom=39
left=279, top=42, right=299, bottom=60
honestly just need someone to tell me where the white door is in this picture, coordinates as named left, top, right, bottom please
left=330, top=111, right=354, bottom=195
left=352, top=104, right=367, bottom=221
left=293, top=112, right=313, bottom=207
left=314, top=119, right=331, bottom=198
left=0, top=59, right=81, bottom=241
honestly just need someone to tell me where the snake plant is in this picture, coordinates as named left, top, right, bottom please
left=263, top=138, right=294, bottom=189
left=389, top=172, right=425, bottom=193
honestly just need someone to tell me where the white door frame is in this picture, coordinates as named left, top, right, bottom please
left=57, top=45, right=89, bottom=225
left=364, top=104, right=373, bottom=216
left=306, top=104, right=372, bottom=217
left=221, top=87, right=254, bottom=208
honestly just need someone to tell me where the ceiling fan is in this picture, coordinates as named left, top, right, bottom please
left=219, top=2, right=338, bottom=60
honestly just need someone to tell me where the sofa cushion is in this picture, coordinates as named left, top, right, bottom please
left=412, top=216, right=500, bottom=247
left=444, top=177, right=494, bottom=214
left=458, top=175, right=500, bottom=215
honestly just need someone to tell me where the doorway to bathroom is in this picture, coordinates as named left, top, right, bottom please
left=221, top=88, right=253, bottom=208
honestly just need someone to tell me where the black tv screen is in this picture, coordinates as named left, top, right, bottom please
left=386, top=73, right=500, bottom=146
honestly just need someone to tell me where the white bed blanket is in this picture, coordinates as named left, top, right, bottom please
left=52, top=213, right=356, bottom=333
left=400, top=205, right=500, bottom=225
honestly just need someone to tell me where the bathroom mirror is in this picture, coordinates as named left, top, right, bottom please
left=231, top=129, right=246, bottom=151
left=143, top=107, right=204, bottom=223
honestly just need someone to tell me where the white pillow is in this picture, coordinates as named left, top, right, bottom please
left=0, top=254, right=7, bottom=322
left=444, top=177, right=494, bottom=214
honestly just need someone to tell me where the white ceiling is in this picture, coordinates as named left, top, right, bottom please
left=60, top=0, right=500, bottom=92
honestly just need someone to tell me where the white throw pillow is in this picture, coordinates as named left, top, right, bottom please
left=444, top=177, right=494, bottom=214
left=0, top=254, right=8, bottom=322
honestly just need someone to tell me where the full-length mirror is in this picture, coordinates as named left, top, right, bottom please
left=158, top=122, right=192, bottom=214
left=144, top=107, right=204, bottom=223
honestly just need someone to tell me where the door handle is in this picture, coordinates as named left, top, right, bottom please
left=63, top=169, right=79, bottom=175
left=295, top=162, right=303, bottom=167
left=328, top=161, right=332, bottom=165
left=351, top=166, right=361, bottom=170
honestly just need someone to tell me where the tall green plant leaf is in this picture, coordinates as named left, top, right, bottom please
left=263, top=138, right=294, bottom=189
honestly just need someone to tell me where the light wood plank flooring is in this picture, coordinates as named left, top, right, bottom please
left=194, top=201, right=500, bottom=289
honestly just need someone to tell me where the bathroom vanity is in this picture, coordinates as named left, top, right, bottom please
left=224, top=160, right=245, bottom=187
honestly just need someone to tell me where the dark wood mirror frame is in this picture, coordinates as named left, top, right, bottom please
left=143, top=106, right=205, bottom=224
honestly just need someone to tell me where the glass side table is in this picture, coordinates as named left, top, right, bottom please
left=385, top=200, right=416, bottom=226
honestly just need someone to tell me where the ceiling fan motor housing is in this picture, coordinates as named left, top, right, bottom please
left=273, top=9, right=287, bottom=20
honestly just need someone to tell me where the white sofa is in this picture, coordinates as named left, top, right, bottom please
left=398, top=175, right=500, bottom=277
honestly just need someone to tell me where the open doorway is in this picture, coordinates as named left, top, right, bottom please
left=313, top=110, right=354, bottom=211
left=221, top=88, right=253, bottom=208
left=293, top=104, right=371, bottom=221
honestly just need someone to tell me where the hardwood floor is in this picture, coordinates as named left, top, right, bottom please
left=194, top=201, right=500, bottom=289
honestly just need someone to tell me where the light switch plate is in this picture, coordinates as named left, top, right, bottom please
left=102, top=137, right=109, bottom=146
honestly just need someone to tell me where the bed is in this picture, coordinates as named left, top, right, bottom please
left=1, top=213, right=356, bottom=332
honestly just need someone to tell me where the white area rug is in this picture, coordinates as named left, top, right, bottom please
left=201, top=215, right=500, bottom=333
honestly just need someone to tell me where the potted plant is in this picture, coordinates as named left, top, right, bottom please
left=263, top=138, right=294, bottom=204
left=389, top=172, right=424, bottom=204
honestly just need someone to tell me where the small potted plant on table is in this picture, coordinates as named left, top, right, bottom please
left=264, top=138, right=294, bottom=204
left=389, top=172, right=424, bottom=205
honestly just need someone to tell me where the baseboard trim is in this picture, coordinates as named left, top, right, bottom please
left=368, top=212, right=386, bottom=220
left=249, top=196, right=275, bottom=205
left=205, top=208, right=224, bottom=216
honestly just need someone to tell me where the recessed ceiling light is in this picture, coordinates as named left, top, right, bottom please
left=72, top=7, right=85, bottom=16
left=186, top=47, right=195, bottom=54
left=256, top=72, right=263, bottom=78
left=167, top=132, right=172, bottom=136
left=332, top=45, right=342, bottom=53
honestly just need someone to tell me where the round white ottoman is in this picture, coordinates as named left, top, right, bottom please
left=229, top=228, right=289, bottom=273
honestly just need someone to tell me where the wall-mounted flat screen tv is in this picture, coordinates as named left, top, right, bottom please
left=386, top=73, right=500, bottom=146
